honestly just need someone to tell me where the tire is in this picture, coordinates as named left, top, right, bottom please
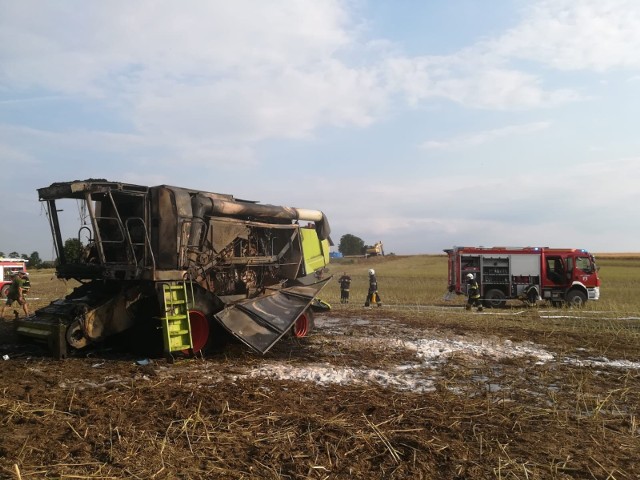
left=0, top=284, right=9, bottom=298
left=184, top=310, right=210, bottom=354
left=66, top=321, right=89, bottom=349
left=526, top=287, right=538, bottom=305
left=484, top=288, right=506, bottom=308
left=292, top=309, right=315, bottom=338
left=566, top=289, right=587, bottom=307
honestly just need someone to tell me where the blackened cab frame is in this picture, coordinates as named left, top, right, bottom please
left=38, top=181, right=329, bottom=281
left=445, top=246, right=601, bottom=307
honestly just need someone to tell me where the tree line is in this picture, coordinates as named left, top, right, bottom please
left=0, top=251, right=52, bottom=269
left=1, top=238, right=83, bottom=269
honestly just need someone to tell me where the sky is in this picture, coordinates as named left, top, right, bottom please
left=1, top=0, right=640, bottom=259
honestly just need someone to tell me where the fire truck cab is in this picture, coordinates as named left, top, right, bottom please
left=0, top=258, right=29, bottom=298
left=445, top=246, right=601, bottom=307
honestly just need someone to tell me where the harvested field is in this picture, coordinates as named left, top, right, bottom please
left=1, top=256, right=639, bottom=479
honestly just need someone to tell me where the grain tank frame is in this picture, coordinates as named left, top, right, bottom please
left=17, top=180, right=332, bottom=358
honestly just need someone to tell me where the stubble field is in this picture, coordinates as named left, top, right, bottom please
left=0, top=254, right=639, bottom=479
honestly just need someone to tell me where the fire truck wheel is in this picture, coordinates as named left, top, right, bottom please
left=526, top=287, right=538, bottom=305
left=484, top=289, right=506, bottom=308
left=566, top=289, right=587, bottom=307
left=0, top=284, right=9, bottom=298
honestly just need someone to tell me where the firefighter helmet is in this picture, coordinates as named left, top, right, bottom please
left=368, top=269, right=375, bottom=276
left=466, top=273, right=474, bottom=280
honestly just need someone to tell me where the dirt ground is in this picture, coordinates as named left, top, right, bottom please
left=1, top=305, right=639, bottom=479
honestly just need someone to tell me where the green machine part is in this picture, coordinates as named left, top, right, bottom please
left=161, top=282, right=193, bottom=356
left=300, top=227, right=330, bottom=275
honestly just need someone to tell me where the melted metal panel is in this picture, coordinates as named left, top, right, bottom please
left=214, top=279, right=329, bottom=353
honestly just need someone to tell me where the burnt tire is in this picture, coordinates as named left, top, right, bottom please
left=66, top=321, right=89, bottom=350
left=484, top=288, right=506, bottom=308
left=566, top=289, right=587, bottom=307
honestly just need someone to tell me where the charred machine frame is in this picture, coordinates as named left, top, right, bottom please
left=17, top=180, right=332, bottom=359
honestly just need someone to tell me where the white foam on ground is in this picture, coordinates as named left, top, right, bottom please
left=57, top=314, right=639, bottom=392
left=237, top=316, right=638, bottom=390
left=238, top=333, right=556, bottom=392
left=566, top=357, right=640, bottom=369
left=240, top=362, right=437, bottom=392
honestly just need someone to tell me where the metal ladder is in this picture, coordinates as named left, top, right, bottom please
left=161, top=282, right=193, bottom=358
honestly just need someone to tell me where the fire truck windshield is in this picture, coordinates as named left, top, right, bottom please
left=576, top=255, right=595, bottom=273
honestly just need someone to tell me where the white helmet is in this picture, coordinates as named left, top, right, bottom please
left=368, top=269, right=375, bottom=276
left=466, top=273, right=474, bottom=280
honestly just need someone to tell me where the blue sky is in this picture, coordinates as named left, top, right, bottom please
left=1, top=0, right=639, bottom=259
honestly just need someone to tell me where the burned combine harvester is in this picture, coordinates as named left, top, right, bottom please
left=17, top=180, right=332, bottom=359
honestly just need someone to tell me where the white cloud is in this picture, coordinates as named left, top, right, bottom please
left=421, top=121, right=551, bottom=150
left=381, top=1, right=640, bottom=110
left=0, top=1, right=352, bottom=89
left=3, top=0, right=634, bottom=162
left=383, top=55, right=580, bottom=110
left=0, top=142, right=36, bottom=164
left=0, top=1, right=377, bottom=142
left=1, top=0, right=616, bottom=158
left=130, top=60, right=386, bottom=144
left=0, top=0, right=397, bottom=169
left=432, top=68, right=579, bottom=109
left=491, top=0, right=640, bottom=71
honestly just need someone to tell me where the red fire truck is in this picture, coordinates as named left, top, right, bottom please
left=0, top=258, right=29, bottom=298
left=445, top=246, right=601, bottom=307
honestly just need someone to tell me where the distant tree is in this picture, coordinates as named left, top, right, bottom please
left=21, top=253, right=29, bottom=260
left=338, top=234, right=365, bottom=256
left=63, top=238, right=83, bottom=263
left=0, top=251, right=4, bottom=257
left=28, top=251, right=42, bottom=269
left=9, top=251, right=20, bottom=258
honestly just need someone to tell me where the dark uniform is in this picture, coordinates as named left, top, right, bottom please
left=338, top=273, right=352, bottom=304
left=364, top=270, right=382, bottom=307
left=466, top=275, right=483, bottom=311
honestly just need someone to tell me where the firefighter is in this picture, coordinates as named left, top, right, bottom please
left=338, top=272, right=352, bottom=304
left=465, top=273, right=483, bottom=311
left=364, top=269, right=382, bottom=307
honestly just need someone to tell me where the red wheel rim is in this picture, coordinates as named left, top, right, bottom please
left=186, top=310, right=209, bottom=353
left=293, top=313, right=309, bottom=338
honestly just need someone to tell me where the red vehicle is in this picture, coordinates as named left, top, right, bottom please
left=0, top=258, right=29, bottom=298
left=445, top=246, right=601, bottom=307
